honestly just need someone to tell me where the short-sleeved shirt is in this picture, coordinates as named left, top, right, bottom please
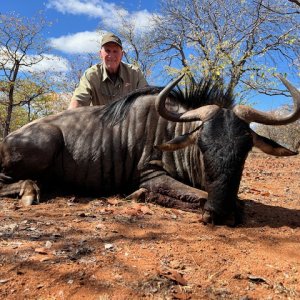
left=72, top=62, right=148, bottom=106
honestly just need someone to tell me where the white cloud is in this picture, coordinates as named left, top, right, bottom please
left=46, top=0, right=117, bottom=18
left=129, top=10, right=157, bottom=32
left=46, top=0, right=156, bottom=34
left=22, top=54, right=70, bottom=73
left=0, top=47, right=70, bottom=73
left=49, top=31, right=100, bottom=54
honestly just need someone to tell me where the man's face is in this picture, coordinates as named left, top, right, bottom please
left=100, top=42, right=123, bottom=74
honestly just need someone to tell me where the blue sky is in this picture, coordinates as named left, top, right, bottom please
left=2, top=0, right=159, bottom=55
left=1, top=0, right=298, bottom=111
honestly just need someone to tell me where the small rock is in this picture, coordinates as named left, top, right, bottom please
left=45, top=241, right=53, bottom=249
left=248, top=275, right=268, bottom=284
left=95, top=223, right=106, bottom=230
left=0, top=279, right=10, bottom=284
left=28, top=227, right=37, bottom=231
left=104, top=243, right=114, bottom=250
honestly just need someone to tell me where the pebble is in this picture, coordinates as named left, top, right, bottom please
left=0, top=279, right=10, bottom=284
left=45, top=241, right=53, bottom=249
left=104, top=243, right=114, bottom=250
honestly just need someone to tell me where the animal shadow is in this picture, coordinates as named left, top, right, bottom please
left=242, top=199, right=300, bottom=228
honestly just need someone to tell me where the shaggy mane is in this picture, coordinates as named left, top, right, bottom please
left=101, top=78, right=234, bottom=126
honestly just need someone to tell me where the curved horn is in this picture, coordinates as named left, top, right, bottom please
left=233, top=75, right=300, bottom=125
left=155, top=74, right=186, bottom=122
left=156, top=74, right=220, bottom=122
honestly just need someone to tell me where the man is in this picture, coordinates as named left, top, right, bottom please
left=68, top=32, right=148, bottom=109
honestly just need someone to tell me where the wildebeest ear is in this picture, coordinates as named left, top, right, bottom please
left=155, top=132, right=197, bottom=151
left=251, top=130, right=298, bottom=156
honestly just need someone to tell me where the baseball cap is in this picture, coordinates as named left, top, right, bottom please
left=101, top=33, right=122, bottom=48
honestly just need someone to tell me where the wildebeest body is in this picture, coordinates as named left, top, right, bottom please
left=1, top=75, right=300, bottom=225
left=1, top=96, right=204, bottom=194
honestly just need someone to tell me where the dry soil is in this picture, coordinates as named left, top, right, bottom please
left=0, top=152, right=299, bottom=299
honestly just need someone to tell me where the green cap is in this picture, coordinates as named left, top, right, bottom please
left=101, top=33, right=122, bottom=48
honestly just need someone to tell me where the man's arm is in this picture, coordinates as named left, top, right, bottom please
left=137, top=69, right=149, bottom=89
left=68, top=98, right=85, bottom=109
left=68, top=68, right=93, bottom=109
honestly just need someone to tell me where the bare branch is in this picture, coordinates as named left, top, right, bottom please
left=288, top=0, right=300, bottom=7
left=146, top=0, right=299, bottom=99
left=0, top=12, right=51, bottom=137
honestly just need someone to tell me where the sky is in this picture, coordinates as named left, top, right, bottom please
left=1, top=0, right=159, bottom=70
left=1, top=0, right=298, bottom=111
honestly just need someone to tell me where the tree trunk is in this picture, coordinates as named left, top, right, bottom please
left=3, top=61, right=20, bottom=138
left=3, top=88, right=14, bottom=138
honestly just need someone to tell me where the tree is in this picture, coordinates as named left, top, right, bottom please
left=59, top=53, right=98, bottom=95
left=28, top=91, right=70, bottom=118
left=0, top=12, right=52, bottom=137
left=149, top=0, right=299, bottom=99
left=0, top=79, right=65, bottom=137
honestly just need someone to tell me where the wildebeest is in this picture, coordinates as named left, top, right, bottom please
left=0, top=74, right=299, bottom=225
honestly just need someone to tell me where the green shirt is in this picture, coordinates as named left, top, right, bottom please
left=72, top=62, right=148, bottom=106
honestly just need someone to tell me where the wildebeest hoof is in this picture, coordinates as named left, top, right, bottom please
left=126, top=188, right=148, bottom=202
left=20, top=195, right=35, bottom=206
left=201, top=209, right=238, bottom=227
left=201, top=210, right=213, bottom=225
left=19, top=180, right=40, bottom=206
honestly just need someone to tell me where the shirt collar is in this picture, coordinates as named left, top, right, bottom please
left=101, top=62, right=125, bottom=83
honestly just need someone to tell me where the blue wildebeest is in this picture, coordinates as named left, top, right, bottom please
left=0, top=75, right=299, bottom=225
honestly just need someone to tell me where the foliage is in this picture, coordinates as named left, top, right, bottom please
left=0, top=0, right=300, bottom=135
left=0, top=12, right=53, bottom=137
left=59, top=53, right=99, bottom=94
left=0, top=78, right=70, bottom=137
left=0, top=104, right=27, bottom=134
left=147, top=0, right=300, bottom=99
left=29, top=92, right=70, bottom=119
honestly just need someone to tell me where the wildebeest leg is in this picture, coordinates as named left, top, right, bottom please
left=127, top=187, right=203, bottom=210
left=126, top=188, right=148, bottom=201
left=139, top=175, right=208, bottom=210
left=0, top=179, right=40, bottom=206
left=202, top=199, right=244, bottom=226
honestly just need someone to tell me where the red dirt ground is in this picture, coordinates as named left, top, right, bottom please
left=0, top=152, right=299, bottom=300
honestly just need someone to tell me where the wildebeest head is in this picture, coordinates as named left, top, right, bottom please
left=156, top=74, right=300, bottom=225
